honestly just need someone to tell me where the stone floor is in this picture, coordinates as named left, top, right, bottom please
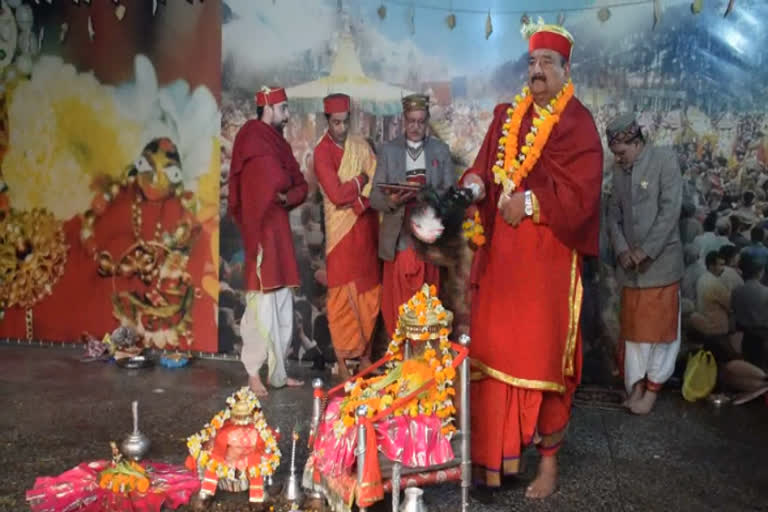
left=1, top=344, right=767, bottom=512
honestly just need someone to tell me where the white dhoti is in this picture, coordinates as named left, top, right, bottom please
left=240, top=288, right=294, bottom=388
left=624, top=305, right=682, bottom=393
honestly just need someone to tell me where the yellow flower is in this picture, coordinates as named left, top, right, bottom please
left=4, top=56, right=142, bottom=219
left=195, top=137, right=220, bottom=224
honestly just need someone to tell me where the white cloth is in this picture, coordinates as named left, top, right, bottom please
left=625, top=304, right=682, bottom=393
left=240, top=288, right=294, bottom=388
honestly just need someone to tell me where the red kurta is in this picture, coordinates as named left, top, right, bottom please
left=313, top=133, right=380, bottom=292
left=229, top=120, right=307, bottom=292
left=462, top=98, right=603, bottom=483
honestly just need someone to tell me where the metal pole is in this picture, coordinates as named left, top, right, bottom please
left=305, top=378, right=324, bottom=500
left=458, top=334, right=471, bottom=512
left=356, top=405, right=369, bottom=512
left=391, top=461, right=402, bottom=512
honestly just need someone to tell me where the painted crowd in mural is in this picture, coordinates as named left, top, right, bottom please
left=1, top=0, right=766, bottom=371
left=219, top=0, right=768, bottom=375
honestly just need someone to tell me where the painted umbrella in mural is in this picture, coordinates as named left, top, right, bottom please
left=285, top=34, right=413, bottom=116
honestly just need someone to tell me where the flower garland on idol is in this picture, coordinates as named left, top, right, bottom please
left=186, top=388, right=281, bottom=481
left=333, top=285, right=457, bottom=438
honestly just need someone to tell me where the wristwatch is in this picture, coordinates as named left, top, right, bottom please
left=524, top=190, right=534, bottom=217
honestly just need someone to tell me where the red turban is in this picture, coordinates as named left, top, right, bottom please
left=528, top=26, right=574, bottom=62
left=255, top=86, right=287, bottom=106
left=323, top=94, right=351, bottom=114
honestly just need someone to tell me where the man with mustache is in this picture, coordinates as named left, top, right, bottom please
left=462, top=23, right=603, bottom=499
left=313, top=93, right=381, bottom=379
left=228, top=86, right=308, bottom=396
left=370, top=94, right=455, bottom=336
left=605, top=112, right=683, bottom=415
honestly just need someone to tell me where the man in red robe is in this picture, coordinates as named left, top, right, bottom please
left=461, top=24, right=603, bottom=499
left=313, top=93, right=381, bottom=379
left=228, top=86, right=308, bottom=396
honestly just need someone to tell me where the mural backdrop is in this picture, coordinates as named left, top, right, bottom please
left=0, top=0, right=221, bottom=352
left=1, top=0, right=763, bottom=363
left=220, top=0, right=768, bottom=375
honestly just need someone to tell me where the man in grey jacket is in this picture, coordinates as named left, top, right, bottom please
left=370, top=94, right=456, bottom=335
left=606, top=112, right=684, bottom=415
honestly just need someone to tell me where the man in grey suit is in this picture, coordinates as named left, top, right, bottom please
left=370, top=94, right=456, bottom=335
left=606, top=112, right=684, bottom=415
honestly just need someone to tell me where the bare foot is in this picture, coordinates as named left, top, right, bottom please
left=525, top=455, right=557, bottom=499
left=630, top=390, right=657, bottom=415
left=623, top=381, right=645, bottom=408
left=337, top=359, right=351, bottom=381
left=249, top=376, right=268, bottom=397
left=285, top=377, right=305, bottom=387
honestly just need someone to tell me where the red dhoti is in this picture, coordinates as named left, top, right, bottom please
left=471, top=352, right=580, bottom=485
left=381, top=246, right=440, bottom=336
left=469, top=214, right=583, bottom=486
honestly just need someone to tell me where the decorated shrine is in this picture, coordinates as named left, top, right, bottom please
left=303, top=284, right=472, bottom=512
left=185, top=387, right=282, bottom=507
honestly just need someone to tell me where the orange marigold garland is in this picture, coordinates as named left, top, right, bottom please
left=98, top=442, right=151, bottom=494
left=186, top=387, right=281, bottom=480
left=491, top=79, right=574, bottom=195
left=462, top=210, right=486, bottom=249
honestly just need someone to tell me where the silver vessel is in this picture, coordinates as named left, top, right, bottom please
left=121, top=400, right=150, bottom=461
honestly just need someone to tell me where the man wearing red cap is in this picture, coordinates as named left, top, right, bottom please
left=228, top=86, right=308, bottom=396
left=313, top=93, right=381, bottom=379
left=462, top=22, right=603, bottom=498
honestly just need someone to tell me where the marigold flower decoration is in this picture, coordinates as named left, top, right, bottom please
left=333, top=284, right=457, bottom=438
left=98, top=460, right=150, bottom=494
left=491, top=79, right=574, bottom=195
left=462, top=210, right=486, bottom=249
left=186, top=387, right=281, bottom=481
